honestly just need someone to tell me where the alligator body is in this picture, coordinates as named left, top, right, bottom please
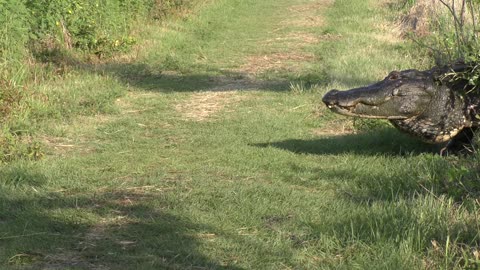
left=322, top=64, right=480, bottom=154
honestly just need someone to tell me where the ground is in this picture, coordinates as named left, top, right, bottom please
left=2, top=0, right=478, bottom=269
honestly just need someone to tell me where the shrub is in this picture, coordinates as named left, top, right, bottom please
left=25, top=0, right=149, bottom=56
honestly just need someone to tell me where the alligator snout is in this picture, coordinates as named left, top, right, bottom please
left=323, top=89, right=360, bottom=108
left=322, top=89, right=341, bottom=107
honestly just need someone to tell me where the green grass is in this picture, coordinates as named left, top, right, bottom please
left=1, top=0, right=480, bottom=269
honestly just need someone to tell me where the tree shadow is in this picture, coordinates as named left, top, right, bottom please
left=36, top=48, right=336, bottom=93
left=0, top=167, right=244, bottom=269
left=253, top=128, right=440, bottom=157
left=252, top=128, right=448, bottom=203
left=94, top=62, right=294, bottom=93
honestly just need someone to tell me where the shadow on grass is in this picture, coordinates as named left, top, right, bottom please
left=37, top=49, right=333, bottom=93
left=93, top=63, right=326, bottom=93
left=0, top=172, right=244, bottom=269
left=253, top=128, right=447, bottom=203
left=254, top=128, right=440, bottom=156
left=96, top=62, right=294, bottom=93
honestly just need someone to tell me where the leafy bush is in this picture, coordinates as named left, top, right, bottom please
left=25, top=0, right=148, bottom=55
left=1, top=0, right=197, bottom=69
left=406, top=0, right=480, bottom=87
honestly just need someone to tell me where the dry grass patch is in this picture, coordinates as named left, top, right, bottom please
left=115, top=92, right=160, bottom=114
left=262, top=32, right=320, bottom=46
left=287, top=16, right=325, bottom=28
left=236, top=53, right=316, bottom=75
left=208, top=75, right=273, bottom=91
left=312, top=120, right=355, bottom=136
left=40, top=252, right=110, bottom=270
left=287, top=0, right=334, bottom=13
left=42, top=115, right=113, bottom=156
left=372, top=21, right=403, bottom=44
left=399, top=0, right=456, bottom=37
left=285, top=0, right=334, bottom=27
left=175, top=91, right=246, bottom=121
left=42, top=136, right=84, bottom=156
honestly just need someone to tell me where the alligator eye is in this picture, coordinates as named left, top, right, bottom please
left=388, top=72, right=400, bottom=80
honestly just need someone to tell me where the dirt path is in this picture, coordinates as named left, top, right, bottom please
left=171, top=0, right=333, bottom=122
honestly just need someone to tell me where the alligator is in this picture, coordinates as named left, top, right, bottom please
left=322, top=63, right=480, bottom=154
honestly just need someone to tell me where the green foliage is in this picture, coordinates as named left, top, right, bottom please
left=432, top=0, right=480, bottom=65
left=405, top=1, right=480, bottom=95
left=0, top=0, right=195, bottom=71
left=149, top=0, right=192, bottom=20
left=25, top=0, right=150, bottom=55
left=0, top=128, right=43, bottom=164
left=0, top=0, right=29, bottom=81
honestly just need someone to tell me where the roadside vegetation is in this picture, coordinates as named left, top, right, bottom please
left=1, top=0, right=480, bottom=269
left=0, top=0, right=196, bottom=162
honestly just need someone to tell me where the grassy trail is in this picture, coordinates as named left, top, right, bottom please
left=1, top=0, right=478, bottom=269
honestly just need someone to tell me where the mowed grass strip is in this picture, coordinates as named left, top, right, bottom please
left=1, top=0, right=479, bottom=269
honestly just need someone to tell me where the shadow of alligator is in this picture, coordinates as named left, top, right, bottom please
left=253, top=128, right=440, bottom=156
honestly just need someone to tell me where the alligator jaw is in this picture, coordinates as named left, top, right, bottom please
left=325, top=103, right=405, bottom=119
left=323, top=89, right=411, bottom=120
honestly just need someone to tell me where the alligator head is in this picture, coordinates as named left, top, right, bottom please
left=322, top=68, right=473, bottom=144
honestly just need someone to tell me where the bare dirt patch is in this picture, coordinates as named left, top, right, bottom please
left=175, top=91, right=246, bottom=121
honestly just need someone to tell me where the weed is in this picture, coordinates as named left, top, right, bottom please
left=289, top=81, right=320, bottom=94
left=0, top=128, right=44, bottom=164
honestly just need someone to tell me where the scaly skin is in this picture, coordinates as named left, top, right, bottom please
left=322, top=64, right=479, bottom=154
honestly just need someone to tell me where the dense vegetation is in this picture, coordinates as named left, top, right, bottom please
left=403, top=0, right=480, bottom=93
